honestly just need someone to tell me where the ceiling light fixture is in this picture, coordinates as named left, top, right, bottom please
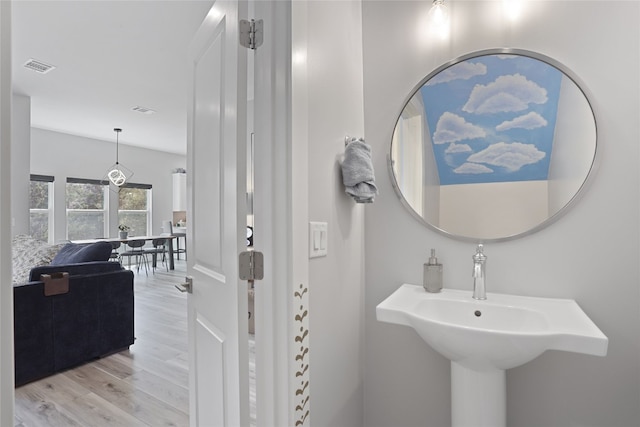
left=103, top=128, right=133, bottom=187
left=427, top=0, right=450, bottom=40
left=132, top=106, right=156, bottom=115
left=503, top=0, right=524, bottom=22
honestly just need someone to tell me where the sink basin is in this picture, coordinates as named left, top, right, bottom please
left=377, top=284, right=607, bottom=370
left=377, top=284, right=608, bottom=427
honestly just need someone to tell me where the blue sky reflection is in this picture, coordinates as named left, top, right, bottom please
left=421, top=54, right=562, bottom=185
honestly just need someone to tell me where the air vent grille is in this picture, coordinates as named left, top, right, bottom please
left=132, top=106, right=156, bottom=115
left=23, top=59, right=56, bottom=74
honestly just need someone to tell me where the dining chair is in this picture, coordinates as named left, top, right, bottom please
left=119, top=239, right=149, bottom=275
left=144, top=238, right=168, bottom=272
left=162, top=220, right=186, bottom=260
left=109, top=241, right=122, bottom=262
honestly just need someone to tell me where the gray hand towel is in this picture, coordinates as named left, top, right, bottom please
left=341, top=138, right=378, bottom=203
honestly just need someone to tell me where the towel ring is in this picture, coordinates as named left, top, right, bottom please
left=345, top=136, right=363, bottom=147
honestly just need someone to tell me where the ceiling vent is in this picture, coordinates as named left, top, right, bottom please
left=23, top=59, right=56, bottom=74
left=132, top=106, right=156, bottom=115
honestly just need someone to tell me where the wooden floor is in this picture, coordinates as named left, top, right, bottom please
left=14, top=260, right=190, bottom=427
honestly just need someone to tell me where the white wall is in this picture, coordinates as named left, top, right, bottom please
left=363, top=1, right=639, bottom=426
left=0, top=2, right=15, bottom=424
left=439, top=180, right=548, bottom=239
left=548, top=75, right=597, bottom=215
left=392, top=113, right=424, bottom=216
left=30, top=128, right=185, bottom=242
left=300, top=1, right=366, bottom=426
left=422, top=111, right=440, bottom=226
left=11, top=94, right=30, bottom=236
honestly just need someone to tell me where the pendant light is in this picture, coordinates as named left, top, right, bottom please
left=103, top=128, right=133, bottom=187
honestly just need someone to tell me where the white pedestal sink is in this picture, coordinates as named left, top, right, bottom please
left=376, top=284, right=608, bottom=427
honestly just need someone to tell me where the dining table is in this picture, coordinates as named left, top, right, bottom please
left=71, top=235, right=180, bottom=270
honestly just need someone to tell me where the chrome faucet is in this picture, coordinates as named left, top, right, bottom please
left=472, top=244, right=487, bottom=300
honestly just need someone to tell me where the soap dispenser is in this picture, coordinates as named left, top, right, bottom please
left=423, top=249, right=443, bottom=293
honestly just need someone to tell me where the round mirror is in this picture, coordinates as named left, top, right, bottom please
left=390, top=49, right=597, bottom=242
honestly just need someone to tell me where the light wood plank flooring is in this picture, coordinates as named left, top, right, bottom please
left=14, top=260, right=190, bottom=427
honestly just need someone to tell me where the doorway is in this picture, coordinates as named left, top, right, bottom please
left=3, top=2, right=296, bottom=425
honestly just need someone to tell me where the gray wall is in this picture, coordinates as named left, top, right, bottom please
left=362, top=1, right=639, bottom=426
left=30, top=128, right=185, bottom=242
left=303, top=1, right=366, bottom=426
left=11, top=94, right=30, bottom=237
left=1, top=4, right=14, bottom=424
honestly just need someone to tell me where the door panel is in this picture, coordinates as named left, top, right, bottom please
left=193, top=30, right=223, bottom=272
left=195, top=317, right=225, bottom=426
left=186, top=1, right=248, bottom=426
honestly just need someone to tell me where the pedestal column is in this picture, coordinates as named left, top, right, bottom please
left=451, top=361, right=506, bottom=427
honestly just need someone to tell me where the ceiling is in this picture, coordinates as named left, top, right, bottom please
left=12, top=0, right=214, bottom=155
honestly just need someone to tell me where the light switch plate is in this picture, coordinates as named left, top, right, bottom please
left=309, top=221, right=328, bottom=258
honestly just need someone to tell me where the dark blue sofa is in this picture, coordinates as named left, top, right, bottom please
left=13, top=242, right=135, bottom=386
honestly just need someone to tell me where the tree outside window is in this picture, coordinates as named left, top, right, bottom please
left=66, top=179, right=107, bottom=240
left=30, top=175, right=54, bottom=242
left=118, top=185, right=151, bottom=237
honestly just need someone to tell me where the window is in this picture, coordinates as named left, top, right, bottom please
left=118, top=183, right=152, bottom=236
left=30, top=174, right=54, bottom=242
left=66, top=178, right=108, bottom=240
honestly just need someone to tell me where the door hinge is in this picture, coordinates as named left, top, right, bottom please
left=239, top=19, right=263, bottom=50
left=239, top=251, right=264, bottom=281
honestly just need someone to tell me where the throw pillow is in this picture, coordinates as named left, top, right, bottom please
left=51, top=241, right=113, bottom=265
left=11, top=235, right=64, bottom=285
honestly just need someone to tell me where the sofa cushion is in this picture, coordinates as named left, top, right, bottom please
left=51, top=242, right=113, bottom=265
left=12, top=235, right=63, bottom=285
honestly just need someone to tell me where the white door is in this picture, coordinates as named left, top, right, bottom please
left=184, top=1, right=249, bottom=426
